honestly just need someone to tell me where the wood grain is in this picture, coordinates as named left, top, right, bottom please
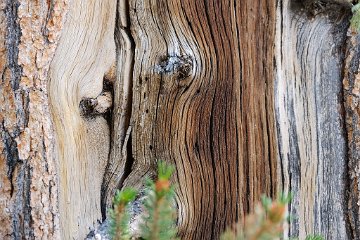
left=49, top=0, right=116, bottom=238
left=0, top=0, right=356, bottom=239
left=276, top=1, right=350, bottom=239
left=101, top=0, right=136, bottom=213
left=121, top=1, right=278, bottom=239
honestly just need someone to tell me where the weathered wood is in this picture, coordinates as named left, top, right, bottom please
left=117, top=1, right=278, bottom=239
left=0, top=0, right=359, bottom=239
left=101, top=0, right=135, bottom=214
left=275, top=1, right=350, bottom=239
left=48, top=0, right=116, bottom=239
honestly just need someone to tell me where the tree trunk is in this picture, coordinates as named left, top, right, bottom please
left=120, top=1, right=278, bottom=239
left=0, top=0, right=357, bottom=239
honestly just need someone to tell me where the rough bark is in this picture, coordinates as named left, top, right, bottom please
left=0, top=0, right=68, bottom=238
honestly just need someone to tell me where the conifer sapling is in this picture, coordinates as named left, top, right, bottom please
left=109, top=188, right=137, bottom=240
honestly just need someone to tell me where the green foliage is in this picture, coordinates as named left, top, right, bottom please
left=305, top=235, right=324, bottom=240
left=109, top=163, right=323, bottom=240
left=221, top=193, right=292, bottom=240
left=220, top=193, right=323, bottom=240
left=109, top=188, right=138, bottom=240
left=113, top=188, right=138, bottom=206
left=140, top=162, right=178, bottom=240
left=108, top=161, right=178, bottom=240
left=157, top=161, right=175, bottom=180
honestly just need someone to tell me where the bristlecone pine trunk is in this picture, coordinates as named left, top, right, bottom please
left=0, top=0, right=358, bottom=239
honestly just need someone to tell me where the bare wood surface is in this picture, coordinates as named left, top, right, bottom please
left=49, top=0, right=116, bottom=239
left=0, top=0, right=357, bottom=239
left=101, top=0, right=136, bottom=213
left=121, top=1, right=278, bottom=239
left=275, top=1, right=350, bottom=239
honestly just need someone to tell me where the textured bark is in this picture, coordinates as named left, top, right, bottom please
left=0, top=0, right=359, bottom=239
left=0, top=0, right=68, bottom=239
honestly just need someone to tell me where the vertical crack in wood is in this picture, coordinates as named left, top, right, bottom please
left=101, top=0, right=136, bottom=217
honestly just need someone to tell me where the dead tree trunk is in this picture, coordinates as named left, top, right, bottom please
left=0, top=0, right=357, bottom=239
left=118, top=1, right=278, bottom=239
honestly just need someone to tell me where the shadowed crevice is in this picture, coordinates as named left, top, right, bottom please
left=101, top=0, right=136, bottom=220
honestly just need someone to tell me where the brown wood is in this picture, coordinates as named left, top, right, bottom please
left=0, top=0, right=357, bottom=239
left=344, top=29, right=360, bottom=240
left=116, top=1, right=278, bottom=239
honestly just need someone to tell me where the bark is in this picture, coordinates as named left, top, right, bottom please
left=0, top=0, right=68, bottom=238
left=344, top=27, right=360, bottom=240
left=0, top=0, right=359, bottom=239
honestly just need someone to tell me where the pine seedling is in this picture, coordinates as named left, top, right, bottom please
left=108, top=188, right=138, bottom=240
left=140, top=161, right=178, bottom=240
left=305, top=235, right=324, bottom=240
left=221, top=193, right=292, bottom=240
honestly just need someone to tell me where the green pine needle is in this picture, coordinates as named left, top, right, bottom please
left=109, top=188, right=138, bottom=240
left=113, top=188, right=137, bottom=205
left=157, top=160, right=175, bottom=180
left=140, top=161, right=178, bottom=240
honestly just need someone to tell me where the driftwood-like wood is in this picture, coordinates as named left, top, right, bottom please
left=49, top=0, right=116, bottom=239
left=115, top=1, right=278, bottom=239
left=1, top=0, right=359, bottom=239
left=276, top=1, right=350, bottom=239
left=101, top=0, right=135, bottom=214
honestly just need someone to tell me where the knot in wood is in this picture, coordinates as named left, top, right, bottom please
left=155, top=55, right=193, bottom=80
left=79, top=91, right=112, bottom=117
